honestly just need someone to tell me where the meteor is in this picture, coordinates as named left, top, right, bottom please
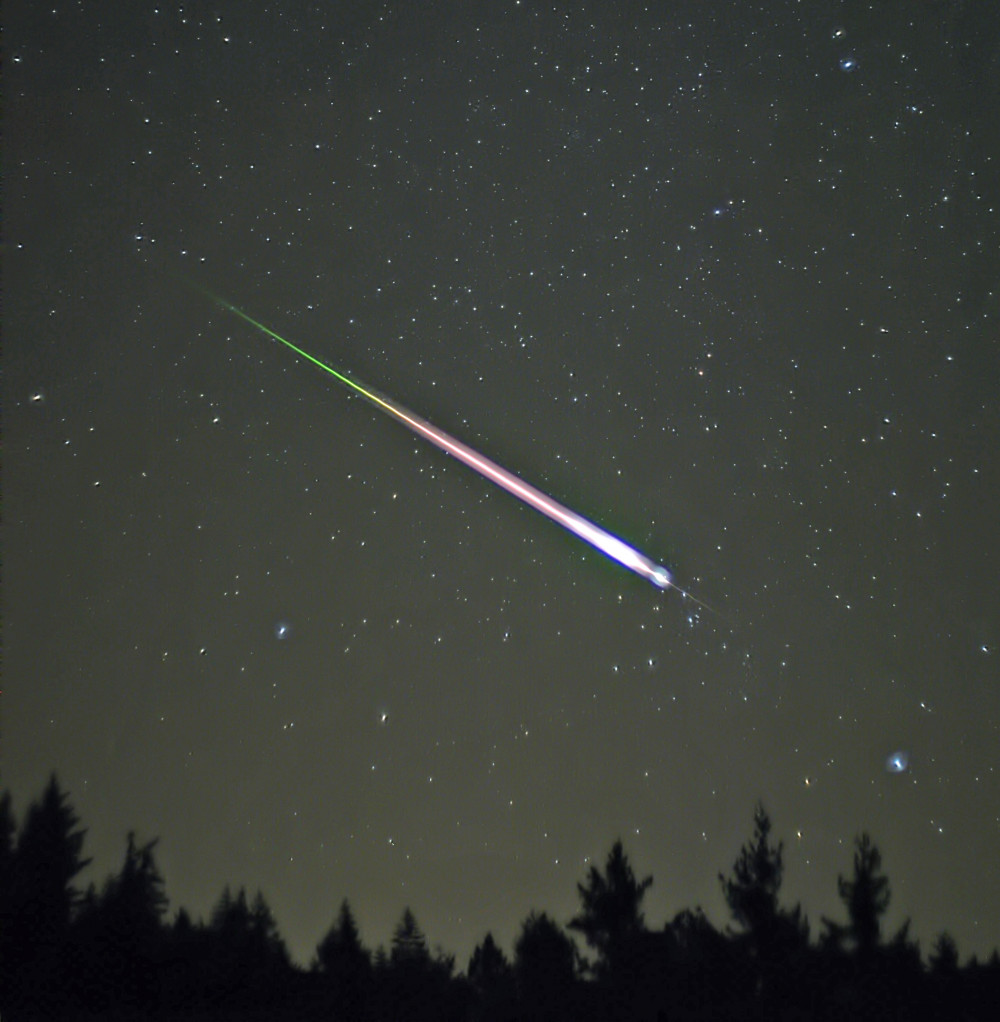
left=212, top=295, right=687, bottom=595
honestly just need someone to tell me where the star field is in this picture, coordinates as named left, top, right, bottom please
left=4, top=1, right=998, bottom=965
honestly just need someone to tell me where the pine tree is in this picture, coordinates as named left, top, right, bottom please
left=569, top=839, right=652, bottom=975
left=0, top=791, right=15, bottom=880
left=207, top=885, right=290, bottom=1004
left=514, top=912, right=578, bottom=1022
left=316, top=898, right=371, bottom=1013
left=5, top=775, right=90, bottom=1010
left=0, top=791, right=17, bottom=994
left=822, top=832, right=891, bottom=960
left=719, top=803, right=808, bottom=1010
left=930, top=932, right=959, bottom=974
left=468, top=933, right=515, bottom=1022
left=468, top=931, right=511, bottom=988
left=13, top=774, right=90, bottom=932
left=719, top=803, right=785, bottom=944
left=391, top=906, right=430, bottom=967
left=70, top=831, right=169, bottom=1012
left=317, top=898, right=369, bottom=973
left=104, top=831, right=169, bottom=934
left=384, top=908, right=457, bottom=1021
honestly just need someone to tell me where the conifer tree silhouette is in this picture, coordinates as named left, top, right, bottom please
left=3, top=776, right=1000, bottom=1020
left=823, top=832, right=891, bottom=962
left=719, top=802, right=808, bottom=1012
left=207, top=884, right=291, bottom=1007
left=70, top=831, right=168, bottom=1012
left=0, top=791, right=17, bottom=1002
left=0, top=791, right=14, bottom=886
left=11, top=774, right=90, bottom=930
left=720, top=803, right=785, bottom=943
left=2, top=774, right=90, bottom=1011
left=468, top=932, right=516, bottom=1022
left=316, top=897, right=372, bottom=1017
left=569, top=838, right=652, bottom=977
left=383, top=907, right=459, bottom=1022
left=468, top=931, right=512, bottom=988
left=514, top=911, right=578, bottom=1022
left=391, top=906, right=431, bottom=967
left=104, top=831, right=169, bottom=930
left=317, top=897, right=370, bottom=972
left=664, top=907, right=744, bottom=1017
left=930, top=931, right=959, bottom=974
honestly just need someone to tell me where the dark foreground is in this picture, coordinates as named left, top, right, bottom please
left=3, top=777, right=998, bottom=1021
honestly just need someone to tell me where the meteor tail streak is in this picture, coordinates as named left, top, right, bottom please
left=213, top=295, right=687, bottom=594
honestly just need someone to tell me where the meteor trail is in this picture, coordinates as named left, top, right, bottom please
left=211, top=295, right=685, bottom=594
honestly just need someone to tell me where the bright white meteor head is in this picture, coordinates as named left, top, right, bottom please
left=650, top=565, right=673, bottom=589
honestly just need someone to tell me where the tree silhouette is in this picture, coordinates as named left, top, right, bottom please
left=160, top=906, right=213, bottom=1013
left=930, top=931, right=960, bottom=974
left=467, top=932, right=516, bottom=1022
left=317, top=897, right=369, bottom=971
left=0, top=790, right=14, bottom=881
left=102, top=831, right=169, bottom=932
left=823, top=832, right=891, bottom=960
left=819, top=835, right=927, bottom=1020
left=965, top=951, right=1000, bottom=1020
left=664, top=907, right=748, bottom=1017
left=391, top=906, right=431, bottom=967
left=569, top=838, right=652, bottom=977
left=69, top=831, right=168, bottom=1012
left=207, top=885, right=291, bottom=1007
left=3, top=774, right=90, bottom=1011
left=0, top=791, right=17, bottom=1002
left=720, top=802, right=783, bottom=940
left=927, top=929, right=963, bottom=1017
left=380, top=907, right=460, bottom=1022
left=316, top=898, right=372, bottom=1017
left=468, top=932, right=510, bottom=985
left=3, top=774, right=1000, bottom=1020
left=11, top=774, right=90, bottom=928
left=514, top=911, right=578, bottom=1022
left=719, top=802, right=808, bottom=1013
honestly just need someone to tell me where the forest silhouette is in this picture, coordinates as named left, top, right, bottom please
left=2, top=774, right=997, bottom=1020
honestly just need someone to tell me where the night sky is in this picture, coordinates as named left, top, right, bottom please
left=5, top=1, right=999, bottom=967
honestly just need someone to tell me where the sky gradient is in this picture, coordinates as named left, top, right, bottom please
left=4, top=0, right=998, bottom=966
